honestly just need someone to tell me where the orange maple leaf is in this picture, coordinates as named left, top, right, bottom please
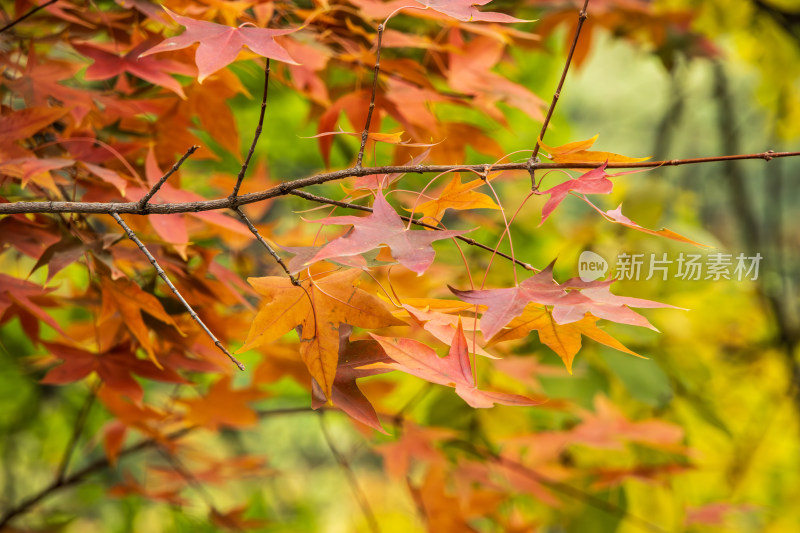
left=178, top=376, right=267, bottom=431
left=240, top=269, right=403, bottom=398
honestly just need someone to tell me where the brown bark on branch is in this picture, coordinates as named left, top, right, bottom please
left=2, top=150, right=796, bottom=216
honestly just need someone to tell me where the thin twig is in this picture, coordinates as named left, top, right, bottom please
left=0, top=407, right=317, bottom=528
left=356, top=24, right=384, bottom=169
left=110, top=212, right=245, bottom=371
left=288, top=189, right=537, bottom=271
left=233, top=206, right=299, bottom=284
left=0, top=429, right=186, bottom=529
left=528, top=0, right=591, bottom=187
left=319, top=413, right=381, bottom=533
left=0, top=0, right=58, bottom=33
left=3, top=150, right=797, bottom=215
left=54, top=384, right=98, bottom=483
left=231, top=59, right=271, bottom=199
left=138, top=146, right=198, bottom=209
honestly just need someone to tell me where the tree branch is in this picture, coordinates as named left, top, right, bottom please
left=54, top=385, right=97, bottom=483
left=138, top=146, right=198, bottom=209
left=231, top=59, right=271, bottom=199
left=0, top=0, right=58, bottom=33
left=529, top=0, right=591, bottom=186
left=0, top=407, right=318, bottom=528
left=233, top=206, right=299, bottom=284
left=356, top=24, right=384, bottom=169
left=4, top=150, right=796, bottom=216
left=110, top=212, right=246, bottom=371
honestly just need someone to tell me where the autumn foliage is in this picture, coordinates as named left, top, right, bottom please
left=1, top=0, right=799, bottom=531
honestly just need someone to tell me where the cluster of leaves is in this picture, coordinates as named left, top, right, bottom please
left=0, top=0, right=784, bottom=531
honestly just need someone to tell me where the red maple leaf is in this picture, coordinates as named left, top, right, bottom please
left=41, top=342, right=187, bottom=402
left=72, top=41, right=194, bottom=98
left=450, top=262, right=679, bottom=340
left=538, top=162, right=614, bottom=223
left=311, top=325, right=393, bottom=433
left=0, top=273, right=64, bottom=338
left=416, top=0, right=529, bottom=22
left=311, top=191, right=469, bottom=275
left=370, top=321, right=544, bottom=408
left=139, top=8, right=298, bottom=83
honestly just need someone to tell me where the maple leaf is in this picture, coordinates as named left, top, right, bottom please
left=370, top=321, right=545, bottom=408
left=178, top=375, right=267, bottom=431
left=4, top=49, right=94, bottom=116
left=589, top=463, right=691, bottom=491
left=569, top=396, right=685, bottom=451
left=210, top=505, right=269, bottom=531
left=41, top=342, right=186, bottom=402
left=450, top=262, right=678, bottom=342
left=150, top=455, right=275, bottom=486
left=401, top=304, right=495, bottom=358
left=282, top=244, right=394, bottom=275
left=184, top=69, right=248, bottom=156
left=0, top=211, right=61, bottom=261
left=0, top=273, right=64, bottom=338
left=240, top=269, right=402, bottom=398
left=538, top=162, right=614, bottom=224
left=376, top=423, right=454, bottom=479
left=411, top=465, right=480, bottom=532
left=309, top=128, right=434, bottom=147
left=410, top=174, right=499, bottom=223
left=31, top=232, right=118, bottom=283
left=311, top=325, right=393, bottom=433
left=110, top=473, right=188, bottom=505
left=415, top=0, right=529, bottom=23
left=488, top=305, right=641, bottom=373
left=99, top=277, right=182, bottom=367
left=684, top=503, right=757, bottom=527
left=538, top=135, right=651, bottom=165
left=447, top=31, right=545, bottom=123
left=139, top=8, right=298, bottom=83
left=588, top=201, right=709, bottom=247
left=0, top=106, right=70, bottom=146
left=316, top=90, right=378, bottom=167
left=449, top=262, right=568, bottom=340
left=97, top=386, right=171, bottom=463
left=312, top=191, right=469, bottom=275
left=72, top=41, right=193, bottom=98
left=0, top=157, right=73, bottom=191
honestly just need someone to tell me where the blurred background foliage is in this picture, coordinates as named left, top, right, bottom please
left=2, top=0, right=800, bottom=531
